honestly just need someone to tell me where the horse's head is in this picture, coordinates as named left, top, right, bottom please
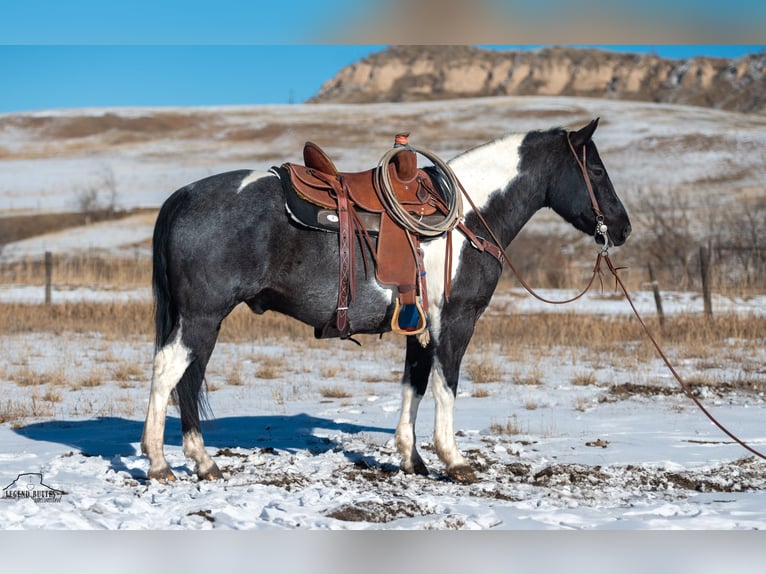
left=548, top=118, right=631, bottom=247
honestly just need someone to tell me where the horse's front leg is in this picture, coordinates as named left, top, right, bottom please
left=395, top=335, right=433, bottom=476
left=431, top=320, right=477, bottom=483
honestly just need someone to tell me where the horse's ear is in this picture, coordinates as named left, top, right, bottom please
left=569, top=118, right=599, bottom=148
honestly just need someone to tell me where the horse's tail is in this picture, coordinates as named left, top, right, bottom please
left=152, top=192, right=182, bottom=351
left=151, top=189, right=212, bottom=423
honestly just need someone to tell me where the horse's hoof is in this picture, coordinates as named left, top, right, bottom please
left=413, top=460, right=430, bottom=476
left=198, top=464, right=223, bottom=481
left=448, top=465, right=478, bottom=484
left=147, top=466, right=177, bottom=483
left=401, top=458, right=429, bottom=476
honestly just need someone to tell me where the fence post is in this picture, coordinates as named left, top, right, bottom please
left=700, top=242, right=713, bottom=318
left=647, top=262, right=664, bottom=326
left=44, top=251, right=53, bottom=304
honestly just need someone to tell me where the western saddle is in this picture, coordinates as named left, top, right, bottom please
left=278, top=134, right=454, bottom=341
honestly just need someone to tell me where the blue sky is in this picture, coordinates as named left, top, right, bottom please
left=1, top=1, right=764, bottom=113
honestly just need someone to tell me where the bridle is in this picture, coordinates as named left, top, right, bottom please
left=456, top=133, right=613, bottom=306
left=565, top=134, right=611, bottom=250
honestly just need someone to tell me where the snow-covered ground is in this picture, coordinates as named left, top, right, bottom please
left=1, top=97, right=764, bottom=531
left=1, top=324, right=764, bottom=530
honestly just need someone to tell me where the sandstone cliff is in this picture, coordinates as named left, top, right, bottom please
left=310, top=45, right=766, bottom=114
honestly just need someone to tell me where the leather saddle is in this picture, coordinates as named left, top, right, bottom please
left=277, top=136, right=451, bottom=340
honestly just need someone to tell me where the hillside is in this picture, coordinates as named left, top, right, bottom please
left=310, top=46, right=766, bottom=114
left=1, top=95, right=764, bottom=289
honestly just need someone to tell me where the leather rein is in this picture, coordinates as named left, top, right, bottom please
left=457, top=135, right=766, bottom=462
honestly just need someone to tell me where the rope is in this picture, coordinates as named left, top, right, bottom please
left=602, top=253, right=766, bottom=462
left=465, top=186, right=766, bottom=460
left=373, top=146, right=463, bottom=237
left=456, top=175, right=605, bottom=305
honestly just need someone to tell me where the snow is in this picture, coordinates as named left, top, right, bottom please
left=1, top=97, right=765, bottom=532
left=1, top=328, right=764, bottom=530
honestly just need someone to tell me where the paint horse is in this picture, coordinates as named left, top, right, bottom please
left=141, top=118, right=631, bottom=483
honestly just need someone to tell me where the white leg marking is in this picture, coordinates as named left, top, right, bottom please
left=395, top=384, right=425, bottom=474
left=237, top=170, right=276, bottom=193
left=430, top=361, right=468, bottom=471
left=182, top=429, right=220, bottom=478
left=141, top=326, right=191, bottom=475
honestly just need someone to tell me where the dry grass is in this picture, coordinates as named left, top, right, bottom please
left=10, top=367, right=66, bottom=388
left=320, top=365, right=342, bottom=378
left=465, top=354, right=504, bottom=384
left=488, top=415, right=522, bottom=436
left=512, top=367, right=545, bottom=387
left=319, top=385, right=352, bottom=399
left=112, top=362, right=144, bottom=383
left=75, top=369, right=106, bottom=389
left=472, top=387, right=491, bottom=398
left=254, top=356, right=287, bottom=380
left=2, top=300, right=765, bottom=358
left=226, top=368, right=245, bottom=387
left=571, top=371, right=598, bottom=387
left=0, top=399, right=51, bottom=427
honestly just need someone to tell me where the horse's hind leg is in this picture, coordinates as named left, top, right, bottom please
left=141, top=324, right=192, bottom=482
left=141, top=316, right=222, bottom=481
left=176, top=321, right=223, bottom=481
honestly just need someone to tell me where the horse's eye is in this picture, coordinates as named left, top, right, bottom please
left=590, top=167, right=604, bottom=177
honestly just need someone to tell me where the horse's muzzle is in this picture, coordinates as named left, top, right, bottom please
left=595, top=221, right=631, bottom=247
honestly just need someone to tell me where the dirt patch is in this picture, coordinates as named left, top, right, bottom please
left=608, top=379, right=766, bottom=401
left=609, top=382, right=678, bottom=397
left=326, top=499, right=426, bottom=523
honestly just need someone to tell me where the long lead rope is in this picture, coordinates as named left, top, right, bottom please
left=602, top=253, right=766, bottom=461
left=455, top=153, right=766, bottom=462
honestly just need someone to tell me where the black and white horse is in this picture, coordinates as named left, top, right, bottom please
left=140, top=118, right=631, bottom=483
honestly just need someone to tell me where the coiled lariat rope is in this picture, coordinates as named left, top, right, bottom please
left=373, top=145, right=464, bottom=236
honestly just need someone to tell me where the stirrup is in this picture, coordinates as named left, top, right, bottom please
left=391, top=297, right=427, bottom=336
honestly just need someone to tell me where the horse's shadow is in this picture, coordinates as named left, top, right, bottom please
left=14, top=414, right=394, bottom=478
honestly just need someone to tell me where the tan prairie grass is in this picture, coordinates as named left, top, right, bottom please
left=10, top=366, right=66, bottom=388
left=320, top=365, right=343, bottom=379
left=0, top=301, right=153, bottom=338
left=571, top=371, right=599, bottom=387
left=474, top=312, right=766, bottom=359
left=0, top=250, right=152, bottom=288
left=1, top=300, right=764, bottom=365
left=465, top=353, right=504, bottom=384
left=74, top=369, right=105, bottom=390
left=0, top=396, right=55, bottom=427
left=112, top=362, right=145, bottom=383
left=488, top=415, right=523, bottom=436
left=319, top=385, right=353, bottom=399
left=254, top=356, right=288, bottom=380
left=226, top=367, right=245, bottom=387
left=512, top=366, right=545, bottom=387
